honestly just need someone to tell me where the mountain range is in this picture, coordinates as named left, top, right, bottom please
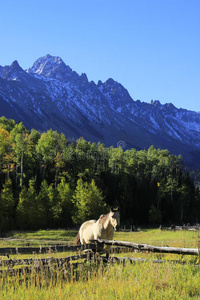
left=0, top=54, right=200, bottom=170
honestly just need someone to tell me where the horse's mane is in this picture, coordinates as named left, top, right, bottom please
left=98, top=212, right=110, bottom=228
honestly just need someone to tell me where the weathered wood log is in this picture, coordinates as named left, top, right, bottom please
left=168, top=225, right=200, bottom=231
left=0, top=253, right=93, bottom=267
left=1, top=238, right=199, bottom=257
left=91, top=239, right=200, bottom=255
left=0, top=243, right=97, bottom=256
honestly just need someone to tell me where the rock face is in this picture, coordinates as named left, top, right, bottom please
left=1, top=54, right=200, bottom=169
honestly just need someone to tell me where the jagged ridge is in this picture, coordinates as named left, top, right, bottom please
left=0, top=54, right=200, bottom=170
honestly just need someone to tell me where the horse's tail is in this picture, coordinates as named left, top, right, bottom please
left=74, top=230, right=81, bottom=245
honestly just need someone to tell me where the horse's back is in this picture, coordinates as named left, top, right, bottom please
left=79, top=220, right=96, bottom=244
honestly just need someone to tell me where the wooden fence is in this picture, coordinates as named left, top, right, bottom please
left=0, top=239, right=199, bottom=277
left=164, top=225, right=200, bottom=231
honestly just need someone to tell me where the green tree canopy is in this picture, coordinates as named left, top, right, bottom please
left=72, top=178, right=107, bottom=225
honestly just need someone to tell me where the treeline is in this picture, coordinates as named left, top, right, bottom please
left=0, top=116, right=200, bottom=231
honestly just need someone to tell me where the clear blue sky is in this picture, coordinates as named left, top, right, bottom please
left=0, top=0, right=200, bottom=112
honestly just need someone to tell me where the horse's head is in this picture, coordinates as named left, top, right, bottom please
left=110, top=207, right=120, bottom=230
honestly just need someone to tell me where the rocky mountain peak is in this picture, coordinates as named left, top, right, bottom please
left=10, top=60, right=22, bottom=71
left=97, top=78, right=134, bottom=110
left=150, top=100, right=161, bottom=107
left=0, top=60, right=24, bottom=81
left=80, top=73, right=89, bottom=83
left=105, top=78, right=116, bottom=86
left=27, top=54, right=74, bottom=81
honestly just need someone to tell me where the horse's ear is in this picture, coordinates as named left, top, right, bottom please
left=110, top=206, right=120, bottom=212
left=113, top=207, right=120, bottom=212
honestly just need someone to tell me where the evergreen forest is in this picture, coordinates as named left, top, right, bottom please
left=0, top=116, right=200, bottom=231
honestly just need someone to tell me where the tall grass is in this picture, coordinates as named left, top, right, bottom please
left=1, top=260, right=199, bottom=299
left=0, top=229, right=200, bottom=299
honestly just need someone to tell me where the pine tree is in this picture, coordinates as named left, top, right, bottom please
left=56, top=179, right=73, bottom=227
left=72, top=178, right=106, bottom=225
left=16, top=179, right=43, bottom=229
left=37, top=180, right=51, bottom=228
left=0, top=179, right=15, bottom=231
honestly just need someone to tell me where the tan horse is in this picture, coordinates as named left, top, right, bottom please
left=74, top=207, right=120, bottom=259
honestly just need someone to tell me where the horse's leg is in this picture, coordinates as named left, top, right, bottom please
left=92, top=231, right=99, bottom=255
left=105, top=231, right=114, bottom=259
left=105, top=245, right=111, bottom=259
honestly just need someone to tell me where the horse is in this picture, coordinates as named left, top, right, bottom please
left=74, top=207, right=120, bottom=259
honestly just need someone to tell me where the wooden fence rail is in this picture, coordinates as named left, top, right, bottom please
left=0, top=239, right=199, bottom=257
left=0, top=253, right=93, bottom=268
left=91, top=239, right=200, bottom=255
left=165, top=225, right=200, bottom=231
left=0, top=244, right=97, bottom=256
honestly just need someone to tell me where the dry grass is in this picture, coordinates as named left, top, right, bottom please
left=0, top=229, right=200, bottom=299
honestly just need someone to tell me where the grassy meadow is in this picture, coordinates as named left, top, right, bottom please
left=0, top=229, right=200, bottom=299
